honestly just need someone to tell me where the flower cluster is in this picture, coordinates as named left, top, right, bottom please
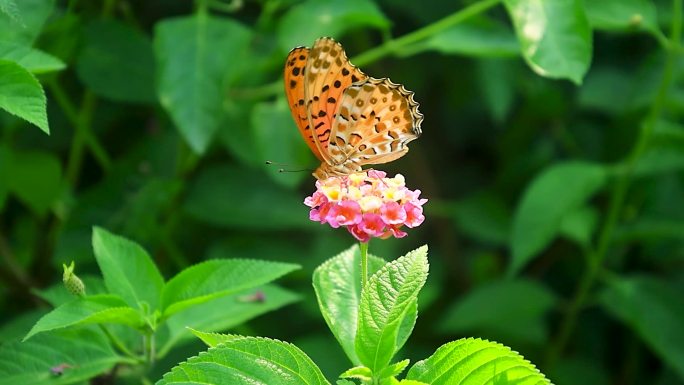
left=304, top=170, right=427, bottom=242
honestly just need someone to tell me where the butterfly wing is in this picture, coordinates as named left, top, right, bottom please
left=327, top=77, right=423, bottom=168
left=303, top=37, right=367, bottom=163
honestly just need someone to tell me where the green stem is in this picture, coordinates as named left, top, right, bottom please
left=359, top=241, right=369, bottom=290
left=545, top=0, right=682, bottom=368
left=99, top=325, right=142, bottom=363
left=143, top=332, right=155, bottom=367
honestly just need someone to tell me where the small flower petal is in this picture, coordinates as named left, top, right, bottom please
left=380, top=201, right=407, bottom=225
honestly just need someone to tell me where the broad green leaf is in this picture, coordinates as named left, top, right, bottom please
left=313, top=244, right=386, bottom=365
left=92, top=227, right=165, bottom=311
left=0, top=309, right=46, bottom=342
left=0, top=60, right=49, bottom=133
left=157, top=336, right=330, bottom=385
left=422, top=19, right=519, bottom=58
left=448, top=191, right=511, bottom=246
left=161, top=259, right=299, bottom=317
left=183, top=164, right=313, bottom=229
left=584, top=0, right=659, bottom=33
left=634, top=148, right=684, bottom=177
left=189, top=329, right=242, bottom=347
left=476, top=58, right=517, bottom=123
left=504, top=0, right=592, bottom=84
left=356, top=245, right=429, bottom=372
left=510, top=161, right=607, bottom=275
left=7, top=149, right=61, bottom=215
left=439, top=279, right=556, bottom=345
left=406, top=338, right=551, bottom=385
left=277, top=0, right=389, bottom=51
left=559, top=206, right=598, bottom=248
left=0, top=1, right=20, bottom=23
left=155, top=14, right=252, bottom=153
left=24, top=294, right=144, bottom=340
left=0, top=42, right=64, bottom=73
left=0, top=328, right=120, bottom=385
left=252, top=100, right=314, bottom=188
left=578, top=67, right=634, bottom=114
left=158, top=284, right=298, bottom=353
left=0, top=0, right=53, bottom=45
left=76, top=20, right=155, bottom=103
left=601, top=275, right=684, bottom=380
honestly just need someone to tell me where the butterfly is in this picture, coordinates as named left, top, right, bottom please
left=284, top=37, right=423, bottom=180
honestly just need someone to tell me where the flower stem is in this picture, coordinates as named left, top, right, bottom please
left=545, top=0, right=682, bottom=368
left=359, top=241, right=369, bottom=290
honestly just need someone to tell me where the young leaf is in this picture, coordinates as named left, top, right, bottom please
left=504, top=0, right=592, bottom=84
left=313, top=244, right=386, bottom=365
left=155, top=14, right=252, bottom=154
left=24, top=294, right=144, bottom=340
left=189, top=328, right=242, bottom=347
left=92, top=227, right=165, bottom=311
left=0, top=42, right=65, bottom=73
left=355, top=245, right=429, bottom=373
left=0, top=60, right=49, bottom=133
left=406, top=338, right=551, bottom=385
left=157, top=336, right=331, bottom=385
left=161, top=259, right=299, bottom=318
left=0, top=328, right=121, bottom=385
left=340, top=366, right=372, bottom=381
left=601, top=275, right=684, bottom=380
left=438, top=279, right=556, bottom=345
left=510, top=161, right=607, bottom=275
left=76, top=20, right=155, bottom=103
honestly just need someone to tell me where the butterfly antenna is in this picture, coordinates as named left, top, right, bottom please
left=265, top=160, right=312, bottom=174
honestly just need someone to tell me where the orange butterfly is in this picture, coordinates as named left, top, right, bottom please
left=284, top=37, right=423, bottom=180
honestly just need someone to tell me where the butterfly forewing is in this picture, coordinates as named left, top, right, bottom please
left=328, top=78, right=423, bottom=167
left=304, top=38, right=367, bottom=160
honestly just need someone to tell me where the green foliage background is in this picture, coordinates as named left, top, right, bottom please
left=0, top=0, right=683, bottom=384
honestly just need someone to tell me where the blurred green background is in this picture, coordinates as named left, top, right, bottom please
left=1, top=0, right=683, bottom=384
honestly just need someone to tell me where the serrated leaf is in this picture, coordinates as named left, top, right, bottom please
left=155, top=14, right=252, bottom=153
left=504, top=0, right=592, bottom=84
left=157, top=336, right=330, bottom=385
left=92, top=227, right=165, bottom=311
left=0, top=328, right=121, bottom=385
left=161, top=259, right=299, bottom=318
left=510, top=161, right=607, bottom=275
left=601, top=275, right=684, bottom=381
left=422, top=18, right=519, bottom=58
left=189, top=328, right=242, bottom=347
left=77, top=20, right=155, bottom=103
left=356, top=245, right=429, bottom=373
left=183, top=164, right=313, bottom=229
left=0, top=60, right=48, bottom=133
left=0, top=0, right=53, bottom=45
left=277, top=0, right=389, bottom=51
left=158, top=285, right=299, bottom=353
left=341, top=366, right=372, bottom=380
left=379, top=359, right=410, bottom=379
left=439, top=279, right=556, bottom=345
left=406, top=338, right=551, bottom=385
left=24, top=294, right=144, bottom=340
left=313, top=244, right=387, bottom=365
left=0, top=42, right=64, bottom=73
left=7, top=149, right=61, bottom=215
left=584, top=0, right=659, bottom=33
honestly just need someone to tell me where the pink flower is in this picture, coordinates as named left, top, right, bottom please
left=304, top=170, right=427, bottom=242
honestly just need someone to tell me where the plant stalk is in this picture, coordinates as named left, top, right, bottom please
left=360, top=241, right=369, bottom=290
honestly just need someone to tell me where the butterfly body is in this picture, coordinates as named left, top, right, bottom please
left=284, top=37, right=423, bottom=180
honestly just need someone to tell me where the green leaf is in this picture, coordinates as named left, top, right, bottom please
left=355, top=245, right=429, bottom=373
left=439, top=279, right=556, bottom=345
left=157, top=336, right=331, bottom=385
left=448, top=191, right=511, bottom=246
left=0, top=60, right=49, bottom=133
left=313, top=244, right=387, bottom=364
left=159, top=284, right=298, bottom=353
left=155, top=14, right=252, bottom=153
left=476, top=58, right=516, bottom=123
left=584, top=0, right=659, bottom=33
left=422, top=18, right=519, bottom=58
left=183, top=164, right=313, bottom=229
left=601, top=275, right=684, bottom=381
left=0, top=42, right=64, bottom=73
left=161, top=259, right=299, bottom=318
left=92, top=227, right=165, bottom=311
left=510, top=161, right=607, bottom=275
left=613, top=218, right=684, bottom=243
left=76, top=20, right=155, bottom=103
left=407, top=338, right=551, bottom=385
left=277, top=0, right=389, bottom=51
left=252, top=100, right=315, bottom=188
left=341, top=366, right=372, bottom=381
left=0, top=0, right=53, bottom=45
left=6, top=149, right=61, bottom=215
left=379, top=359, right=410, bottom=379
left=189, top=328, right=243, bottom=347
left=24, top=294, right=144, bottom=340
left=0, top=328, right=121, bottom=385
left=559, top=206, right=598, bottom=248
left=504, top=0, right=592, bottom=84
left=34, top=275, right=108, bottom=307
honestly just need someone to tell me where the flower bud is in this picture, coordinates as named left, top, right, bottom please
left=62, top=261, right=86, bottom=297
